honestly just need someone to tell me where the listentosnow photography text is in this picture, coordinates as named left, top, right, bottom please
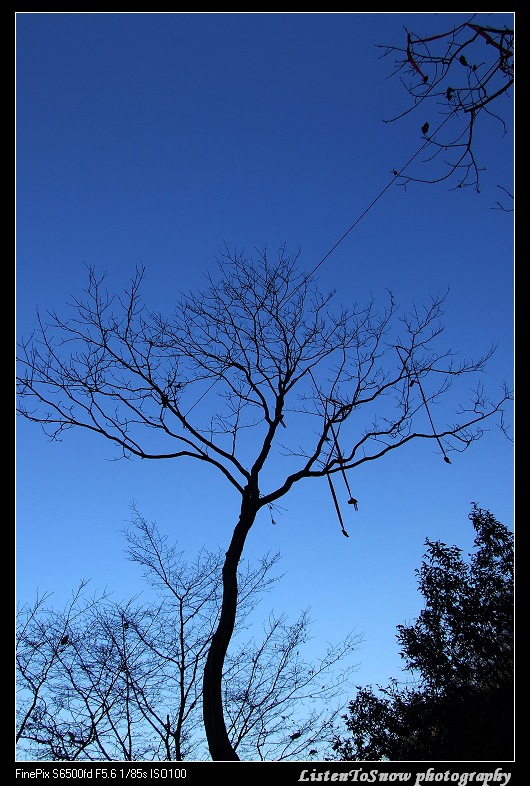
left=298, top=768, right=512, bottom=786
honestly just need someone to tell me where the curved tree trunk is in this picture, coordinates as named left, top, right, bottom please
left=202, top=487, right=258, bottom=761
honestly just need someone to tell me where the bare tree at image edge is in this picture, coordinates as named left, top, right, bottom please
left=16, top=511, right=359, bottom=761
left=17, top=246, right=512, bottom=760
left=380, top=15, right=514, bottom=204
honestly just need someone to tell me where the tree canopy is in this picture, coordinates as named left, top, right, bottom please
left=332, top=504, right=514, bottom=761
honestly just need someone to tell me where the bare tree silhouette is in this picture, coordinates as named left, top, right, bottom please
left=16, top=513, right=360, bottom=761
left=380, top=15, right=514, bottom=204
left=17, top=246, right=512, bottom=759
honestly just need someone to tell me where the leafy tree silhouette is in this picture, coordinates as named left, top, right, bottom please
left=332, top=504, right=514, bottom=761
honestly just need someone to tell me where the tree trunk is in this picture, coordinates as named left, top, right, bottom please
left=202, top=487, right=258, bottom=761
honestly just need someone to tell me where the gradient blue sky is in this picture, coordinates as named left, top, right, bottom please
left=16, top=12, right=514, bottom=699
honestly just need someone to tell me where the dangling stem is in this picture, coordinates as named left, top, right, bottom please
left=327, top=474, right=349, bottom=537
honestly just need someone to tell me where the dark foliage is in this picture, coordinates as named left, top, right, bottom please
left=332, top=505, right=514, bottom=761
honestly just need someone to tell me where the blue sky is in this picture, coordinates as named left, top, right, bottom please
left=16, top=12, right=514, bottom=705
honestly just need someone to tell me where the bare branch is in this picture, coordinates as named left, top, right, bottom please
left=379, top=15, right=514, bottom=193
